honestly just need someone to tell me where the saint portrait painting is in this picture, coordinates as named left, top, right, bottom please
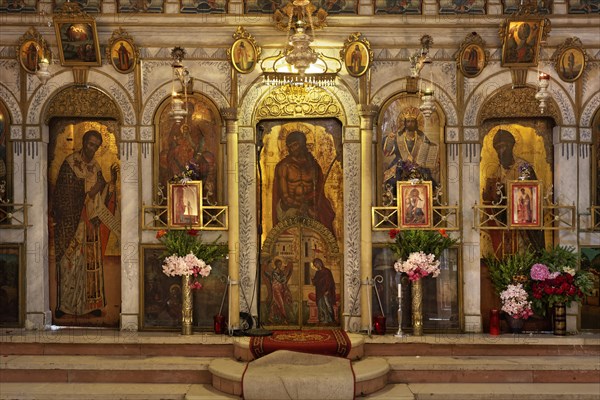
left=501, top=20, right=545, bottom=67
left=19, top=39, right=44, bottom=74
left=556, top=47, right=585, bottom=82
left=110, top=38, right=136, bottom=74
left=344, top=41, right=369, bottom=77
left=156, top=94, right=221, bottom=206
left=231, top=38, right=257, bottom=74
left=379, top=96, right=442, bottom=203
left=47, top=121, right=121, bottom=327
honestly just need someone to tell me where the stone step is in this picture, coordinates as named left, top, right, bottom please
left=1, top=382, right=599, bottom=400
left=385, top=355, right=600, bottom=383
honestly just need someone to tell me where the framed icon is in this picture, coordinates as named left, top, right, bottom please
left=341, top=33, right=372, bottom=78
left=106, top=28, right=138, bottom=74
left=500, top=18, right=549, bottom=68
left=0, top=243, right=24, bottom=328
left=228, top=27, right=261, bottom=74
left=231, top=38, right=257, bottom=74
left=17, top=27, right=51, bottom=74
left=53, top=4, right=102, bottom=67
left=398, top=181, right=433, bottom=229
left=508, top=181, right=542, bottom=228
left=456, top=32, right=488, bottom=78
left=168, top=181, right=202, bottom=229
left=553, top=38, right=587, bottom=83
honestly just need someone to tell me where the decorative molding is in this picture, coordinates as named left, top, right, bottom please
left=581, top=91, right=600, bottom=128
left=141, top=87, right=168, bottom=126
left=479, top=86, right=560, bottom=124
left=121, top=126, right=136, bottom=141
left=345, top=126, right=360, bottom=142
left=10, top=126, right=22, bottom=141
left=256, top=85, right=341, bottom=119
left=0, top=69, right=22, bottom=123
left=238, top=126, right=254, bottom=142
left=221, top=107, right=238, bottom=121
left=25, top=126, right=39, bottom=140
left=446, top=126, right=459, bottom=142
left=238, top=84, right=262, bottom=126
left=45, top=86, right=120, bottom=124
left=437, top=87, right=458, bottom=125
left=238, top=143, right=257, bottom=315
left=108, top=83, right=135, bottom=125
left=140, top=126, right=153, bottom=142
left=343, top=142, right=361, bottom=322
left=464, top=127, right=479, bottom=142
left=559, top=126, right=577, bottom=142
left=580, top=128, right=592, bottom=143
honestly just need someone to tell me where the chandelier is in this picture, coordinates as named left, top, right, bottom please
left=409, top=35, right=436, bottom=118
left=170, top=46, right=190, bottom=122
left=262, top=0, right=340, bottom=87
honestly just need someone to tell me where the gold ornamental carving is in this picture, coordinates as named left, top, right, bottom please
left=479, top=87, right=559, bottom=124
left=257, top=85, right=341, bottom=119
left=45, top=86, right=120, bottom=123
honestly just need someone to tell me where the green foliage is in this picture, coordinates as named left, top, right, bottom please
left=388, top=229, right=459, bottom=261
left=484, top=250, right=536, bottom=295
left=538, top=245, right=579, bottom=272
left=157, top=229, right=228, bottom=263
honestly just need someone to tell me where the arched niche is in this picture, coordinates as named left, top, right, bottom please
left=375, top=92, right=448, bottom=204
left=152, top=92, right=224, bottom=206
left=44, top=86, right=121, bottom=124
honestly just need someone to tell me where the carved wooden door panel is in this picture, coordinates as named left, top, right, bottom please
left=260, top=217, right=342, bottom=329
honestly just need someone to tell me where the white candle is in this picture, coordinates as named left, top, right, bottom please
left=398, top=283, right=402, bottom=299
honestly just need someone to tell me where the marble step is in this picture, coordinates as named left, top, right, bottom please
left=1, top=382, right=599, bottom=400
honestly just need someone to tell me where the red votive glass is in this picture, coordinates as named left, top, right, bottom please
left=213, top=314, right=225, bottom=334
left=489, top=309, right=500, bottom=336
left=373, top=314, right=386, bottom=335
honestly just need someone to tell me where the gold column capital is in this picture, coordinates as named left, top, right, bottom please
left=357, top=103, right=378, bottom=117
left=221, top=107, right=238, bottom=121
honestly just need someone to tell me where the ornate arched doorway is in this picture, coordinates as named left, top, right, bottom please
left=46, top=86, right=122, bottom=327
left=255, top=85, right=346, bottom=329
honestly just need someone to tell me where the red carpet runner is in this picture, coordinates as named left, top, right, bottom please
left=249, top=329, right=351, bottom=359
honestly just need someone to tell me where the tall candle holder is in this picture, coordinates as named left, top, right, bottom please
left=395, top=281, right=406, bottom=338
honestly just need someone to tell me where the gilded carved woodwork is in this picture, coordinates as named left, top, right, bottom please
left=479, top=87, right=559, bottom=124
left=256, top=85, right=341, bottom=119
left=45, top=86, right=120, bottom=123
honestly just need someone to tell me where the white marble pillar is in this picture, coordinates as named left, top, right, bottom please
left=119, top=140, right=140, bottom=330
left=461, top=141, right=482, bottom=333
left=553, top=126, right=579, bottom=331
left=24, top=135, right=51, bottom=330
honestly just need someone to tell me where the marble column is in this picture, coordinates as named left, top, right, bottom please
left=359, top=104, right=378, bottom=331
left=24, top=133, right=51, bottom=329
left=461, top=141, right=482, bottom=333
left=119, top=140, right=140, bottom=330
left=222, top=107, right=240, bottom=330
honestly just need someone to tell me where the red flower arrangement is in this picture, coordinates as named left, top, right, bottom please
left=530, top=265, right=584, bottom=309
left=529, top=257, right=593, bottom=316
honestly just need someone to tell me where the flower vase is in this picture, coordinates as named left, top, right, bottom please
left=411, top=279, right=423, bottom=336
left=506, top=315, right=524, bottom=333
left=553, top=302, right=566, bottom=336
left=181, top=275, right=194, bottom=335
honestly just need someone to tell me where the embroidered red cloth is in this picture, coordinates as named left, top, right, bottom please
left=249, top=329, right=351, bottom=359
